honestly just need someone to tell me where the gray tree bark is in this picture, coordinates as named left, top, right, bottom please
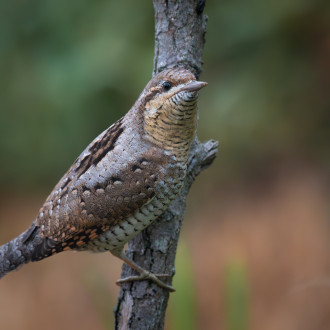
left=114, top=1, right=218, bottom=329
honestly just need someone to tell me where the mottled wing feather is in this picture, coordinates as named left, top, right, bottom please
left=74, top=118, right=124, bottom=178
left=32, top=158, right=159, bottom=260
left=30, top=118, right=167, bottom=260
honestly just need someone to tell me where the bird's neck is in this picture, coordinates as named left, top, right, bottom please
left=142, top=100, right=197, bottom=162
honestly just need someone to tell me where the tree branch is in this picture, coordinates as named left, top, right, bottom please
left=114, top=1, right=217, bottom=329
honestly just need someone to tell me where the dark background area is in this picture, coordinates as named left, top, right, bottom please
left=1, top=0, right=330, bottom=329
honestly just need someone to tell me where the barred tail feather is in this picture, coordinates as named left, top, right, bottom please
left=0, top=224, right=44, bottom=279
left=31, top=236, right=59, bottom=261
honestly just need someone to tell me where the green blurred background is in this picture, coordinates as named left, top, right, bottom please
left=1, top=0, right=330, bottom=329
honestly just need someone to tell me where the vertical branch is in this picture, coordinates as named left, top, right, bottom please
left=115, top=1, right=217, bottom=329
left=153, top=0, right=207, bottom=77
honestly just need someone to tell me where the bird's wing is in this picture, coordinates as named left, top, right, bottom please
left=28, top=117, right=170, bottom=260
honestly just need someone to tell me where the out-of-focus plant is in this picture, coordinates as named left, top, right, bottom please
left=1, top=0, right=330, bottom=191
left=224, top=260, right=249, bottom=330
left=167, top=240, right=197, bottom=330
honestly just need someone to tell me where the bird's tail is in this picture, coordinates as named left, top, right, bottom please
left=0, top=224, right=42, bottom=279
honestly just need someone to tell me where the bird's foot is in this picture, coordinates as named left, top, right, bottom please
left=111, top=248, right=175, bottom=292
left=116, top=271, right=175, bottom=292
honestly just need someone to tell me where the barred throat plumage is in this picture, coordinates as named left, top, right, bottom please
left=142, top=73, right=206, bottom=161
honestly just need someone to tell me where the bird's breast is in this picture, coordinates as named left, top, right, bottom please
left=81, top=164, right=185, bottom=252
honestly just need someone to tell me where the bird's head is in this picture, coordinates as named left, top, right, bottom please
left=138, top=68, right=207, bottom=159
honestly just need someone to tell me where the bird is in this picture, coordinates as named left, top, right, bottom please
left=0, top=67, right=207, bottom=291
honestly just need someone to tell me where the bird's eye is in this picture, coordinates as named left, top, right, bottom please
left=162, top=81, right=172, bottom=91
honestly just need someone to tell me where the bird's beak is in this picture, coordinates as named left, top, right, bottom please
left=182, top=81, right=208, bottom=92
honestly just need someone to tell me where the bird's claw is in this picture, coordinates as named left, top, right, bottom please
left=116, top=272, right=175, bottom=292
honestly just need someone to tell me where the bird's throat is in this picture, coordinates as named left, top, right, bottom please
left=143, top=98, right=197, bottom=161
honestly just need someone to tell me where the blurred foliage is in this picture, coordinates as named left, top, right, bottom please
left=0, top=0, right=330, bottom=190
left=224, top=260, right=249, bottom=330
left=168, top=241, right=197, bottom=330
left=200, top=0, right=330, bottom=186
left=82, top=270, right=115, bottom=329
left=0, top=0, right=154, bottom=188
